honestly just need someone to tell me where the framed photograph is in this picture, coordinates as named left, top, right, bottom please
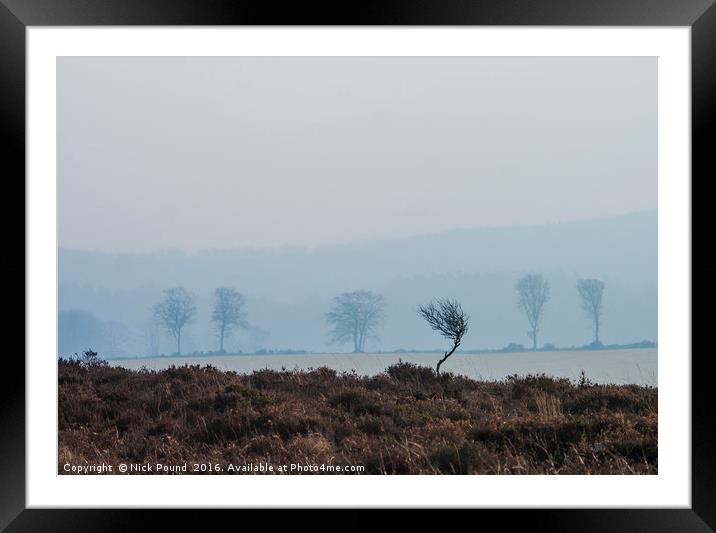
left=3, top=0, right=713, bottom=529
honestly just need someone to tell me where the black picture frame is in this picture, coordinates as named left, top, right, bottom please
left=1, top=0, right=713, bottom=530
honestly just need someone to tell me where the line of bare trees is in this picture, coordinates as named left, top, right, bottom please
left=150, top=275, right=604, bottom=361
left=152, top=287, right=248, bottom=355
left=326, top=276, right=605, bottom=373
left=514, top=274, right=605, bottom=350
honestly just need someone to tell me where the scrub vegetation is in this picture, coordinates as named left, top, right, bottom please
left=58, top=355, right=657, bottom=475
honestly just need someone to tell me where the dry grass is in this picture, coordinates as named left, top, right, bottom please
left=58, top=358, right=657, bottom=474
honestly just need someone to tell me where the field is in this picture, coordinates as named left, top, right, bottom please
left=59, top=358, right=657, bottom=475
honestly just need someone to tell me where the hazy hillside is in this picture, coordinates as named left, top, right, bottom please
left=58, top=211, right=657, bottom=356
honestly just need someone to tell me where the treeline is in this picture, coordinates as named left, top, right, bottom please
left=322, top=274, right=606, bottom=357
left=126, top=274, right=607, bottom=358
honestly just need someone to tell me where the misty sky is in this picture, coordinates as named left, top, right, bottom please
left=58, top=56, right=656, bottom=252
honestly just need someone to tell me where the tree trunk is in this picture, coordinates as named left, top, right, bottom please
left=436, top=340, right=459, bottom=375
left=532, top=329, right=537, bottom=350
left=595, top=317, right=600, bottom=344
left=177, top=329, right=182, bottom=356
left=219, top=325, right=225, bottom=353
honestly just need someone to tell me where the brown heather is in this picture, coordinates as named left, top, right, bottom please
left=58, top=358, right=657, bottom=474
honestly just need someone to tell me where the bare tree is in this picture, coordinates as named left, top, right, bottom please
left=325, top=290, right=385, bottom=353
left=515, top=274, right=550, bottom=350
left=248, top=326, right=271, bottom=353
left=211, top=287, right=248, bottom=353
left=142, top=318, right=161, bottom=356
left=577, top=278, right=605, bottom=345
left=418, top=298, right=469, bottom=375
left=102, top=321, right=131, bottom=358
left=153, top=287, right=197, bottom=355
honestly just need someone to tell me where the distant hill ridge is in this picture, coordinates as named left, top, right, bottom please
left=60, top=210, right=656, bottom=299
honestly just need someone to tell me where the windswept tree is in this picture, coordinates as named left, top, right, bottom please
left=153, top=287, right=197, bottom=355
left=515, top=274, right=550, bottom=350
left=418, top=299, right=469, bottom=375
left=211, top=287, right=249, bottom=353
left=577, top=278, right=605, bottom=345
left=325, top=290, right=385, bottom=353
